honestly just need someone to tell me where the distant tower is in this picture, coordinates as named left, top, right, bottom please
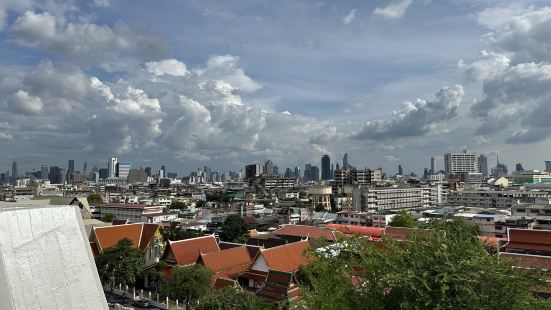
left=264, top=160, right=274, bottom=175
left=545, top=161, right=551, bottom=173
left=321, top=155, right=331, bottom=180
left=83, top=161, right=88, bottom=177
left=335, top=161, right=340, bottom=171
left=68, top=160, right=75, bottom=173
left=11, top=161, right=17, bottom=186
left=41, top=165, right=49, bottom=180
left=398, top=164, right=403, bottom=176
left=343, top=153, right=349, bottom=169
left=515, top=163, right=524, bottom=172
left=294, top=166, right=301, bottom=180
left=478, top=154, right=488, bottom=176
left=430, top=157, right=435, bottom=175
left=108, top=157, right=118, bottom=178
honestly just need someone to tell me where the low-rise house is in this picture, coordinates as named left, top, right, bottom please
left=91, top=223, right=165, bottom=269
left=336, top=210, right=370, bottom=226
left=163, top=235, right=219, bottom=266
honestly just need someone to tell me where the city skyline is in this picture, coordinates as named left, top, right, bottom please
left=1, top=1, right=551, bottom=175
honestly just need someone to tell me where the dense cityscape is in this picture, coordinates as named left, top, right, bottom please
left=2, top=0, right=551, bottom=309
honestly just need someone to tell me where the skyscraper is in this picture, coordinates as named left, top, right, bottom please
left=343, top=153, right=349, bottom=169
left=430, top=157, right=435, bottom=175
left=516, top=163, right=524, bottom=172
left=11, top=161, right=17, bottom=186
left=294, top=166, right=301, bottom=180
left=335, top=161, right=340, bottom=171
left=144, top=167, right=152, bottom=177
left=83, top=161, right=88, bottom=178
left=41, top=165, right=49, bottom=180
left=545, top=161, right=551, bottom=173
left=68, top=160, right=75, bottom=173
left=321, top=155, right=331, bottom=180
left=398, top=164, right=403, bottom=176
left=264, top=160, right=274, bottom=175
left=478, top=154, right=488, bottom=177
left=108, top=157, right=118, bottom=178
left=116, top=162, right=131, bottom=180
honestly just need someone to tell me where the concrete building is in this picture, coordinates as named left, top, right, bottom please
left=11, top=161, right=17, bottom=186
left=334, top=168, right=382, bottom=193
left=336, top=210, right=370, bottom=226
left=309, top=185, right=332, bottom=210
left=362, top=186, right=438, bottom=212
left=40, top=165, right=49, bottom=180
left=108, top=157, right=118, bottom=178
left=448, top=190, right=551, bottom=209
left=116, top=162, right=131, bottom=180
left=546, top=161, right=551, bottom=173
left=99, top=203, right=166, bottom=223
left=444, top=150, right=477, bottom=176
left=245, top=163, right=261, bottom=180
left=478, top=155, right=488, bottom=177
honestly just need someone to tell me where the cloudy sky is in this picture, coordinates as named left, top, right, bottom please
left=1, top=0, right=551, bottom=176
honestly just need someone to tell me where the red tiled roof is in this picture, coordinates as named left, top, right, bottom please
left=167, top=235, right=219, bottom=265
left=93, top=223, right=160, bottom=251
left=503, top=229, right=551, bottom=253
left=326, top=224, right=384, bottom=239
left=259, top=240, right=311, bottom=273
left=199, top=246, right=252, bottom=278
left=500, top=253, right=551, bottom=270
left=213, top=277, right=238, bottom=289
left=273, top=225, right=338, bottom=241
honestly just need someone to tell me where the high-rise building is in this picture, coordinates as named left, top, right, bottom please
left=294, top=166, right=301, bottom=180
left=159, top=165, right=166, bottom=179
left=98, top=168, right=109, bottom=179
left=444, top=150, right=477, bottom=176
left=108, top=158, right=118, bottom=178
left=545, top=161, right=551, bottom=173
left=515, top=163, right=524, bottom=172
left=478, top=154, right=488, bottom=177
left=430, top=157, right=435, bottom=175
left=245, top=163, right=261, bottom=180
left=116, top=162, right=131, bottom=180
left=264, top=160, right=274, bottom=175
left=336, top=161, right=340, bottom=171
left=11, top=161, right=17, bottom=186
left=48, top=166, right=64, bottom=184
left=273, top=165, right=279, bottom=175
left=343, top=153, right=349, bottom=169
left=398, top=165, right=403, bottom=176
left=321, top=155, right=331, bottom=180
left=68, top=160, right=75, bottom=173
left=144, top=167, right=152, bottom=177
left=0, top=173, right=6, bottom=185
left=83, top=161, right=88, bottom=178
left=41, top=165, right=49, bottom=180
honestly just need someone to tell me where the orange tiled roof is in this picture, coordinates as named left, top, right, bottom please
left=199, top=246, right=252, bottom=278
left=503, top=229, right=551, bottom=253
left=167, top=235, right=219, bottom=265
left=273, top=225, right=338, bottom=241
left=500, top=252, right=551, bottom=270
left=259, top=240, right=311, bottom=273
left=93, top=223, right=160, bottom=251
left=326, top=224, right=384, bottom=239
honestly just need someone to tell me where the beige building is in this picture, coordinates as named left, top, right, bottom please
left=309, top=185, right=332, bottom=210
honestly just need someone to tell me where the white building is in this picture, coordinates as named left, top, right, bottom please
left=108, top=157, right=118, bottom=178
left=371, top=214, right=396, bottom=228
left=99, top=203, right=165, bottom=222
left=444, top=150, right=477, bottom=175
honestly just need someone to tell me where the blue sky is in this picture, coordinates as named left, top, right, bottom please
left=1, top=0, right=551, bottom=176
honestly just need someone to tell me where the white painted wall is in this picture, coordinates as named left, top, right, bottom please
left=0, top=203, right=108, bottom=310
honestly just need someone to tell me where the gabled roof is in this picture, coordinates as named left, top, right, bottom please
left=259, top=240, right=311, bottom=273
left=166, top=235, right=219, bottom=265
left=93, top=223, right=160, bottom=251
left=199, top=246, right=252, bottom=278
left=326, top=224, right=384, bottom=239
left=273, top=224, right=338, bottom=241
left=503, top=229, right=551, bottom=253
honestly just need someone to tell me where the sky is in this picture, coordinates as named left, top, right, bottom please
left=1, top=0, right=551, bottom=176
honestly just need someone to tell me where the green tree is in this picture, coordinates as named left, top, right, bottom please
left=298, top=219, right=551, bottom=310
left=101, top=213, right=115, bottom=223
left=161, top=221, right=201, bottom=242
left=388, top=209, right=416, bottom=228
left=197, top=287, right=269, bottom=310
left=169, top=201, right=187, bottom=210
left=88, top=193, right=103, bottom=204
left=95, top=238, right=144, bottom=287
left=219, top=214, right=248, bottom=243
left=161, top=265, right=212, bottom=310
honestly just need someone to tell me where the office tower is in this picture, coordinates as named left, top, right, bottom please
left=284, top=168, right=293, bottom=178
left=11, top=162, right=17, bottom=186
left=83, top=161, right=87, bottom=177
left=545, top=161, right=551, bottom=173
left=273, top=165, right=279, bottom=175
left=478, top=154, right=488, bottom=177
left=264, top=160, right=274, bottom=175
left=294, top=166, right=301, bottom=180
left=48, top=166, right=63, bottom=184
left=491, top=155, right=508, bottom=177
left=398, top=164, right=403, bottom=176
left=343, top=153, right=349, bottom=169
left=321, top=155, right=331, bottom=180
left=335, top=161, right=340, bottom=171
left=108, top=157, right=117, bottom=178
left=160, top=165, right=166, bottom=179
left=304, top=164, right=312, bottom=181
left=423, top=168, right=429, bottom=180
left=516, top=163, right=524, bottom=172
left=68, top=160, right=74, bottom=173
left=41, top=165, right=49, bottom=179
left=116, top=162, right=131, bottom=180
left=444, top=150, right=477, bottom=175
left=0, top=173, right=5, bottom=185
left=245, top=163, right=261, bottom=179
left=144, top=167, right=152, bottom=177
left=311, top=166, right=320, bottom=181
left=98, top=168, right=109, bottom=179
left=430, top=157, right=435, bottom=175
